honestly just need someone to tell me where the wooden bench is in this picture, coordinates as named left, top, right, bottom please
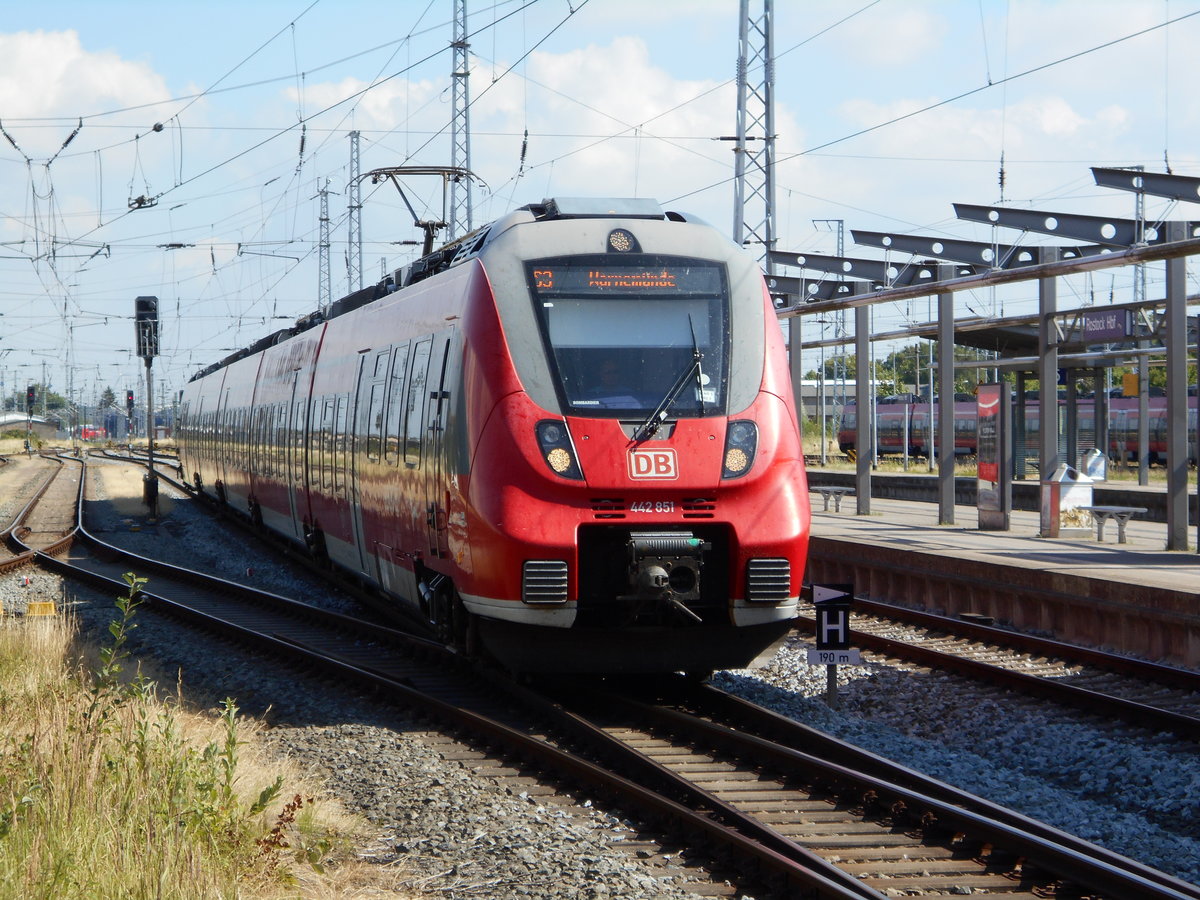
left=1078, top=505, right=1147, bottom=544
left=812, top=486, right=855, bottom=512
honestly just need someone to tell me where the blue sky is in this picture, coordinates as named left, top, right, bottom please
left=2, top=0, right=1198, bottom=404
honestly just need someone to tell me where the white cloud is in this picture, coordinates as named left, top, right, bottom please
left=0, top=31, right=169, bottom=153
left=811, top=6, right=950, bottom=68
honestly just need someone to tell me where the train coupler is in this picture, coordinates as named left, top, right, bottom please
left=626, top=531, right=709, bottom=624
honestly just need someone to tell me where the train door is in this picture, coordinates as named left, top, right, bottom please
left=422, top=329, right=454, bottom=558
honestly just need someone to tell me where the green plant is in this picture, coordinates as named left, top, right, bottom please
left=85, top=573, right=152, bottom=727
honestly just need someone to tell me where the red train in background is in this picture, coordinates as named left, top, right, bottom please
left=177, top=197, right=809, bottom=675
left=838, top=393, right=1199, bottom=463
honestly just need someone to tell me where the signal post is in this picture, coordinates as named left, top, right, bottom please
left=135, top=296, right=159, bottom=517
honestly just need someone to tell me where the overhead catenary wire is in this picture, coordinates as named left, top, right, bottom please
left=668, top=7, right=1200, bottom=206
left=4, top=5, right=1198, bottom=400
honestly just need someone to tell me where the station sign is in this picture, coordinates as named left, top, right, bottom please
left=1082, top=308, right=1131, bottom=344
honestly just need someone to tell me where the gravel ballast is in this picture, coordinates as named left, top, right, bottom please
left=4, top=455, right=1198, bottom=895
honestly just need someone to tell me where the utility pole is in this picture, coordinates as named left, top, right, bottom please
left=318, top=182, right=332, bottom=317
left=732, top=0, right=776, bottom=274
left=348, top=131, right=363, bottom=293
left=449, top=0, right=473, bottom=240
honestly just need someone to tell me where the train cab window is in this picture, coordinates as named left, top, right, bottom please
left=386, top=342, right=411, bottom=464
left=405, top=338, right=432, bottom=467
left=526, top=256, right=729, bottom=419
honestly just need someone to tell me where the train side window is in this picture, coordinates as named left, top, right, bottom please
left=334, top=395, right=348, bottom=496
left=365, top=348, right=392, bottom=464
left=321, top=398, right=335, bottom=491
left=294, top=399, right=307, bottom=486
left=373, top=349, right=390, bottom=379
left=310, top=400, right=320, bottom=489
left=251, top=407, right=260, bottom=477
left=250, top=407, right=260, bottom=477
left=275, top=403, right=287, bottom=478
left=366, top=383, right=385, bottom=462
left=385, top=342, right=411, bottom=464
left=405, top=338, right=432, bottom=467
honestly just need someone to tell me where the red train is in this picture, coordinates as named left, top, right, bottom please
left=838, top=394, right=1198, bottom=463
left=177, top=197, right=809, bottom=674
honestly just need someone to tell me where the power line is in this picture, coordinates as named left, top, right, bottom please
left=669, top=7, right=1200, bottom=205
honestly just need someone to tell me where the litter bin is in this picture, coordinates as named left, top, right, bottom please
left=1040, top=463, right=1093, bottom=538
left=1080, top=447, right=1107, bottom=481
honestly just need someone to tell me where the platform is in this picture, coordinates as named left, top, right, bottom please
left=804, top=496, right=1200, bottom=667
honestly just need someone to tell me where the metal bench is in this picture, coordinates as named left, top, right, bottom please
left=812, top=486, right=855, bottom=512
left=1078, top=505, right=1147, bottom=544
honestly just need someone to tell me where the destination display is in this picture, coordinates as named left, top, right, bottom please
left=530, top=262, right=723, bottom=296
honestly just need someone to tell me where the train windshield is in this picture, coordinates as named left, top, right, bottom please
left=527, top=256, right=729, bottom=418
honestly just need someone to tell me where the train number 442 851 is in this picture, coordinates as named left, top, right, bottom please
left=630, top=500, right=675, bottom=513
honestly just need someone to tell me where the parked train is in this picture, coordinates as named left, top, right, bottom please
left=838, top=393, right=1199, bottom=463
left=177, top=197, right=809, bottom=674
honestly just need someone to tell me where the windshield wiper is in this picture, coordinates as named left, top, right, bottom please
left=633, top=316, right=705, bottom=443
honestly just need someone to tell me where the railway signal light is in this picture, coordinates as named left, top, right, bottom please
left=25, top=385, right=34, bottom=412
left=135, top=295, right=159, bottom=358
left=126, top=389, right=134, bottom=411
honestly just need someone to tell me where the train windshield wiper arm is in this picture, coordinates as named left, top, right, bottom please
left=633, top=317, right=705, bottom=443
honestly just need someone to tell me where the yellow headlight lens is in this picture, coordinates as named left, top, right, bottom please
left=724, top=447, right=749, bottom=473
left=547, top=448, right=573, bottom=473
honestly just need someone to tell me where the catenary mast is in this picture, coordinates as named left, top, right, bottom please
left=450, top=0, right=473, bottom=240
left=732, top=0, right=776, bottom=276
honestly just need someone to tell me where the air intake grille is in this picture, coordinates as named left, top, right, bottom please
left=682, top=497, right=716, bottom=518
left=591, top=498, right=626, bottom=519
left=746, top=558, right=791, bottom=602
left=523, top=560, right=569, bottom=604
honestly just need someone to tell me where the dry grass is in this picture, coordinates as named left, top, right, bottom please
left=0, top=587, right=420, bottom=899
left=0, top=436, right=35, bottom=455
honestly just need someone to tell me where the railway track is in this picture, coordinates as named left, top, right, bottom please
left=549, top=679, right=1200, bottom=899
left=15, top=454, right=1195, bottom=898
left=2, top=453, right=80, bottom=572
left=796, top=597, right=1200, bottom=741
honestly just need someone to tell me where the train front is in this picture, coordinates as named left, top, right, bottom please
left=463, top=198, right=809, bottom=674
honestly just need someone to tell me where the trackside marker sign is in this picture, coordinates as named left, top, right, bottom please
left=629, top=448, right=678, bottom=479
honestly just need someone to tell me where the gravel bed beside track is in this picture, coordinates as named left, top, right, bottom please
left=7, top=460, right=711, bottom=900
left=4, top=456, right=1197, bottom=895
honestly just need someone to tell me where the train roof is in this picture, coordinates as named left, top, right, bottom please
left=189, top=197, right=710, bottom=383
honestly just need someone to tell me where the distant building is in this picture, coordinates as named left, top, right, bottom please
left=0, top=413, right=58, bottom=440
left=793, top=379, right=861, bottom=423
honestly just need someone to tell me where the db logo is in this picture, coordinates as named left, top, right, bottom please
left=629, top=448, right=678, bottom=479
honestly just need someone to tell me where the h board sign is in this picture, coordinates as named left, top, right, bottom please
left=813, top=583, right=853, bottom=651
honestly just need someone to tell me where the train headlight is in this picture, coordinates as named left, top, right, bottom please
left=536, top=420, right=584, bottom=480
left=722, top=420, right=757, bottom=479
